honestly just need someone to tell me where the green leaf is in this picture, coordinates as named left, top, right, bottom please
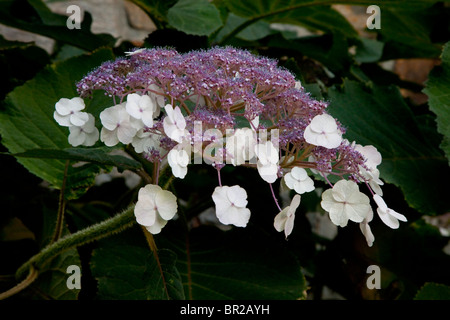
left=378, top=4, right=447, bottom=60
left=327, top=79, right=449, bottom=215
left=159, top=226, right=307, bottom=300
left=128, top=0, right=178, bottom=29
left=91, top=227, right=184, bottom=300
left=414, top=282, right=450, bottom=300
left=423, top=42, right=450, bottom=165
left=354, top=38, right=384, bottom=64
left=222, top=0, right=357, bottom=43
left=0, top=48, right=115, bottom=196
left=267, top=32, right=351, bottom=73
left=214, top=13, right=275, bottom=42
left=167, top=0, right=223, bottom=36
left=9, top=147, right=142, bottom=172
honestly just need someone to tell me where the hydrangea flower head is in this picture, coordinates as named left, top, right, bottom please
left=51, top=46, right=405, bottom=244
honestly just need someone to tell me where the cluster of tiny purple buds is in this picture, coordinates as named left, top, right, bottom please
left=77, top=46, right=371, bottom=189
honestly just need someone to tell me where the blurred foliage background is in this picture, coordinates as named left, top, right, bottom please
left=0, top=0, right=449, bottom=300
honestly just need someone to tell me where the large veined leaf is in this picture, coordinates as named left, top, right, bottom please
left=91, top=224, right=306, bottom=300
left=91, top=226, right=184, bottom=300
left=167, top=0, right=223, bottom=36
left=423, top=42, right=450, bottom=165
left=8, top=148, right=142, bottom=172
left=159, top=226, right=307, bottom=300
left=0, top=48, right=115, bottom=197
left=223, top=0, right=358, bottom=41
left=414, top=282, right=450, bottom=300
left=327, top=79, right=449, bottom=216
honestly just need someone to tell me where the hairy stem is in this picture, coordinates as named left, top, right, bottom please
left=15, top=205, right=136, bottom=282
left=0, top=266, right=38, bottom=300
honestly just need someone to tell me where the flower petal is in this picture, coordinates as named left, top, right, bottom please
left=274, top=208, right=288, bottom=232
left=155, top=189, right=178, bottom=221
left=226, top=185, right=248, bottom=208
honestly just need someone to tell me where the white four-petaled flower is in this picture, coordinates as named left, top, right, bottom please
left=274, top=194, right=301, bottom=239
left=126, top=93, right=157, bottom=127
left=373, top=194, right=407, bottom=229
left=68, top=113, right=99, bottom=147
left=163, top=104, right=187, bottom=143
left=100, top=103, right=138, bottom=146
left=283, top=167, right=314, bottom=194
left=254, top=141, right=279, bottom=183
left=134, top=184, right=178, bottom=234
left=54, top=97, right=89, bottom=127
left=212, top=185, right=251, bottom=227
left=304, top=114, right=342, bottom=149
left=168, top=148, right=190, bottom=179
left=321, top=180, right=371, bottom=227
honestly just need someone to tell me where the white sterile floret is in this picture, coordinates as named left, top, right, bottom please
left=355, top=144, right=382, bottom=171
left=132, top=129, right=160, bottom=154
left=283, top=167, right=314, bottom=194
left=100, top=103, right=139, bottom=146
left=304, top=113, right=342, bottom=149
left=68, top=114, right=99, bottom=147
left=360, top=167, right=384, bottom=196
left=168, top=148, right=190, bottom=179
left=225, top=128, right=257, bottom=165
left=274, top=194, right=301, bottom=239
left=134, top=184, right=178, bottom=234
left=320, top=180, right=371, bottom=227
left=163, top=104, right=187, bottom=143
left=254, top=140, right=279, bottom=183
left=373, top=194, right=407, bottom=229
left=125, top=93, right=156, bottom=127
left=359, top=208, right=375, bottom=247
left=54, top=97, right=89, bottom=127
left=212, top=185, right=251, bottom=227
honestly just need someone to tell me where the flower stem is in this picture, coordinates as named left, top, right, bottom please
left=217, top=167, right=222, bottom=187
left=269, top=183, right=282, bottom=212
left=51, top=159, right=69, bottom=243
